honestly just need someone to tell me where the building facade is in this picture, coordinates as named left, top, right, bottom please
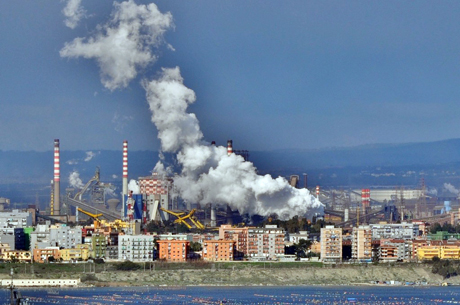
left=320, top=226, right=342, bottom=263
left=157, top=240, right=189, bottom=262
left=202, top=240, right=235, bottom=261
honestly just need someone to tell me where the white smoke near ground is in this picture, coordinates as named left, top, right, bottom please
left=145, top=67, right=323, bottom=220
left=69, top=171, right=84, bottom=189
left=128, top=179, right=140, bottom=194
left=427, top=188, right=438, bottom=196
left=112, top=174, right=118, bottom=179
left=62, top=0, right=86, bottom=29
left=84, top=151, right=98, bottom=162
left=60, top=0, right=173, bottom=90
left=62, top=1, right=323, bottom=220
left=443, top=183, right=459, bottom=195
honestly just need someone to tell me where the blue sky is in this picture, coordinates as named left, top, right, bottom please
left=1, top=1, right=460, bottom=152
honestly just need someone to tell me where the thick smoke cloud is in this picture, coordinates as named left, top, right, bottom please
left=62, top=1, right=323, bottom=220
left=145, top=68, right=323, bottom=220
left=62, top=0, right=86, bottom=29
left=60, top=0, right=173, bottom=90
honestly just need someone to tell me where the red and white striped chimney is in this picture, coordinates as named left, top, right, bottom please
left=316, top=185, right=320, bottom=198
left=227, top=140, right=233, bottom=156
left=122, top=140, right=128, bottom=218
left=53, top=139, right=60, bottom=215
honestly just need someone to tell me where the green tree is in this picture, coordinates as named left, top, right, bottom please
left=190, top=242, right=202, bottom=252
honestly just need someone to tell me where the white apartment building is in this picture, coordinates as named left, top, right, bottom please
left=30, top=224, right=51, bottom=250
left=320, top=225, right=342, bottom=263
left=118, top=235, right=155, bottom=262
left=351, top=225, right=372, bottom=261
left=287, top=231, right=309, bottom=244
left=50, top=225, right=82, bottom=249
left=247, top=225, right=285, bottom=260
left=0, top=210, right=33, bottom=228
left=371, top=222, right=419, bottom=240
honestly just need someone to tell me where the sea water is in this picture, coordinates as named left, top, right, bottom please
left=1, top=285, right=459, bottom=304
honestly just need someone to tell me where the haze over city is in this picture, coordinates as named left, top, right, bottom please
left=2, top=1, right=460, bottom=152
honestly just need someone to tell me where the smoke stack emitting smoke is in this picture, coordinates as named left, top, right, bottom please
left=60, top=1, right=323, bottom=220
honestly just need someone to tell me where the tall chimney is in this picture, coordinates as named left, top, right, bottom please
left=53, top=139, right=60, bottom=215
left=211, top=204, right=216, bottom=227
left=122, top=140, right=128, bottom=219
left=227, top=140, right=233, bottom=156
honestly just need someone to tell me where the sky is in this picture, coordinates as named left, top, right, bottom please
left=1, top=1, right=460, bottom=152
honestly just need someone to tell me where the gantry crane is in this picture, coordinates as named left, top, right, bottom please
left=159, top=208, right=205, bottom=230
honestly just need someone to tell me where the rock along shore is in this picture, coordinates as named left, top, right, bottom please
left=94, top=265, right=453, bottom=287
left=1, top=263, right=457, bottom=287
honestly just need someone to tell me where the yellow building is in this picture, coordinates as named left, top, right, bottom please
left=60, top=246, right=90, bottom=262
left=441, top=246, right=460, bottom=260
left=2, top=250, right=32, bottom=263
left=417, top=246, right=446, bottom=261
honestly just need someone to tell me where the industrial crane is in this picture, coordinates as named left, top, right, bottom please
left=77, top=207, right=103, bottom=227
left=159, top=208, right=205, bottom=230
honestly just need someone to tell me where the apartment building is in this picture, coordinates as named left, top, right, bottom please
left=157, top=240, right=189, bottom=262
left=118, top=235, right=155, bottom=262
left=371, top=222, right=419, bottom=240
left=0, top=210, right=33, bottom=228
left=247, top=225, right=285, bottom=260
left=351, top=226, right=372, bottom=261
left=219, top=225, right=249, bottom=259
left=33, top=247, right=60, bottom=263
left=50, top=225, right=82, bottom=249
left=320, top=226, right=342, bottom=263
left=379, top=239, right=410, bottom=262
left=1, top=250, right=31, bottom=263
left=202, top=240, right=235, bottom=262
left=418, top=245, right=460, bottom=260
left=60, top=246, right=90, bottom=262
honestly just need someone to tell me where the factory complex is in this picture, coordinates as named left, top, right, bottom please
left=0, top=139, right=459, bottom=265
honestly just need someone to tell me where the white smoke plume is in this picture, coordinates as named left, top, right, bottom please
left=62, top=0, right=86, bottom=29
left=104, top=186, right=117, bottom=198
left=128, top=179, right=140, bottom=194
left=69, top=171, right=84, bottom=189
left=145, top=68, right=323, bottom=220
left=62, top=1, right=323, bottom=220
left=66, top=159, right=79, bottom=165
left=84, top=151, right=98, bottom=162
left=443, top=183, right=459, bottom=195
left=60, top=0, right=173, bottom=90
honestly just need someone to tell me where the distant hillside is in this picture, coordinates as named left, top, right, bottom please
left=251, top=138, right=460, bottom=170
left=1, top=138, right=460, bottom=192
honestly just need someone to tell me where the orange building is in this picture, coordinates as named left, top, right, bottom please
left=33, top=247, right=61, bottom=263
left=202, top=240, right=235, bottom=261
left=219, top=225, right=249, bottom=259
left=157, top=240, right=189, bottom=262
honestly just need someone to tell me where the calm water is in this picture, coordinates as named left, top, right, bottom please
left=1, top=285, right=459, bottom=304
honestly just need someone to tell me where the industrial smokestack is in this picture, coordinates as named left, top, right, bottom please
left=227, top=140, right=233, bottom=156
left=122, top=140, right=128, bottom=218
left=53, top=139, right=60, bottom=215
left=211, top=204, right=216, bottom=227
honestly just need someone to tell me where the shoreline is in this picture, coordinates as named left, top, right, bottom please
left=1, top=263, right=457, bottom=288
